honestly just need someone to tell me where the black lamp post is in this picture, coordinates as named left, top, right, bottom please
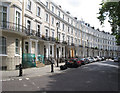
left=87, top=40, right=89, bottom=57
left=56, top=22, right=59, bottom=67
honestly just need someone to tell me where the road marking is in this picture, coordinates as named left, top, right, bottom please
left=37, top=87, right=39, bottom=89
left=26, top=78, right=29, bottom=80
left=11, top=79, right=14, bottom=81
left=19, top=79, right=22, bottom=81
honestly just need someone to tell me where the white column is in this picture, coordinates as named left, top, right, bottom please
left=35, top=41, right=38, bottom=61
left=64, top=47, right=65, bottom=57
left=29, top=40, right=32, bottom=53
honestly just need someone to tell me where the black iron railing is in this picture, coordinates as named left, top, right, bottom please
left=0, top=21, right=28, bottom=34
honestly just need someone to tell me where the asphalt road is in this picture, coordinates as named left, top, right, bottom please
left=2, top=60, right=119, bottom=91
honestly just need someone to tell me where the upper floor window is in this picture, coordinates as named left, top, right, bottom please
left=58, top=11, right=60, bottom=17
left=71, top=37, right=73, bottom=43
left=0, top=6, right=7, bottom=28
left=27, top=0, right=31, bottom=11
left=71, top=20, right=73, bottom=25
left=52, top=31, right=54, bottom=38
left=62, top=34, right=65, bottom=41
left=37, top=7, right=40, bottom=17
left=27, top=20, right=31, bottom=33
left=68, top=27, right=70, bottom=33
left=62, top=24, right=64, bottom=31
left=63, top=14, right=64, bottom=19
left=15, top=11, right=20, bottom=31
left=46, top=13, right=49, bottom=22
left=52, top=6, right=54, bottom=12
left=37, top=25, right=40, bottom=37
left=46, top=2, right=48, bottom=8
left=15, top=39, right=19, bottom=54
left=52, top=17, right=54, bottom=25
left=68, top=18, right=69, bottom=23
left=46, top=29, right=48, bottom=37
left=0, top=37, right=6, bottom=54
left=71, top=28, right=73, bottom=34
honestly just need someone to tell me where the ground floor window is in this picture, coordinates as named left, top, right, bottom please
left=0, top=36, right=6, bottom=54
left=15, top=39, right=19, bottom=54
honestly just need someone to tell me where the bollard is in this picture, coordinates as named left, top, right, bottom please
left=19, top=64, right=22, bottom=76
left=51, top=63, right=54, bottom=72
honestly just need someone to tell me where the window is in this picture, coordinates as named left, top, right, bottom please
left=46, top=29, right=48, bottom=37
left=62, top=34, right=65, bottom=41
left=58, top=11, right=60, bottom=17
left=58, top=33, right=60, bottom=40
left=46, top=13, right=49, bottom=22
left=27, top=0, right=31, bottom=10
left=63, top=14, right=64, bottom=19
left=37, top=25, right=40, bottom=37
left=50, top=45, right=52, bottom=55
left=71, top=28, right=73, bottom=34
left=71, top=20, right=73, bottom=25
left=68, top=27, right=70, bottom=33
left=71, top=37, right=73, bottom=43
left=37, top=7, right=40, bottom=16
left=46, top=2, right=48, bottom=8
left=62, top=24, right=64, bottom=31
left=52, top=31, right=54, bottom=38
left=0, top=6, right=7, bottom=28
left=68, top=18, right=69, bottom=23
left=52, top=6, right=54, bottom=12
left=15, top=39, right=19, bottom=54
left=0, top=37, right=6, bottom=54
left=52, top=17, right=54, bottom=25
left=16, top=11, right=20, bottom=30
left=27, top=20, right=31, bottom=33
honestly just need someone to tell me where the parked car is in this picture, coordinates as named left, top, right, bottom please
left=92, top=57, right=97, bottom=62
left=66, top=58, right=81, bottom=68
left=84, top=58, right=90, bottom=64
left=87, top=57, right=94, bottom=63
left=79, top=58, right=86, bottom=65
left=101, top=57, right=105, bottom=61
left=114, top=57, right=119, bottom=62
left=96, top=56, right=102, bottom=61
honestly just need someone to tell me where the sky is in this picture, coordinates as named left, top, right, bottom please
left=51, top=0, right=112, bottom=33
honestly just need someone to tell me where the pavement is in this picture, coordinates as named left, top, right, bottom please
left=1, top=62, right=66, bottom=81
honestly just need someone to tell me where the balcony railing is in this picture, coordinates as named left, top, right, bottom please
left=0, top=21, right=27, bottom=34
left=62, top=41, right=67, bottom=45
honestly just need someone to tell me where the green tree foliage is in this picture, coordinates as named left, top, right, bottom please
left=97, top=1, right=120, bottom=45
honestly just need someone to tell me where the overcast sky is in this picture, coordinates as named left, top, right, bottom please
left=51, top=0, right=112, bottom=33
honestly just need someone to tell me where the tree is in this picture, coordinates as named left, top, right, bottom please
left=97, top=1, right=120, bottom=45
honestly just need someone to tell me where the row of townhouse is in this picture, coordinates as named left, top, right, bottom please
left=0, top=0, right=119, bottom=70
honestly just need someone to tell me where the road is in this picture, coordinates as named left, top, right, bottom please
left=2, top=60, right=119, bottom=91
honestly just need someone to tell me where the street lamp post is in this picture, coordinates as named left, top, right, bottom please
left=56, top=22, right=59, bottom=67
left=87, top=40, right=89, bottom=57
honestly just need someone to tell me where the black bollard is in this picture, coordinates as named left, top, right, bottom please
left=19, top=64, right=22, bottom=76
left=51, top=63, right=54, bottom=72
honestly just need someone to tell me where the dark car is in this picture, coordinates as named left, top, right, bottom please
left=79, top=58, right=86, bottom=65
left=114, top=57, right=119, bottom=62
left=66, top=58, right=81, bottom=68
left=84, top=58, right=90, bottom=64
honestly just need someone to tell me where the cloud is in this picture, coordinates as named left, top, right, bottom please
left=67, top=0, right=81, bottom=7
